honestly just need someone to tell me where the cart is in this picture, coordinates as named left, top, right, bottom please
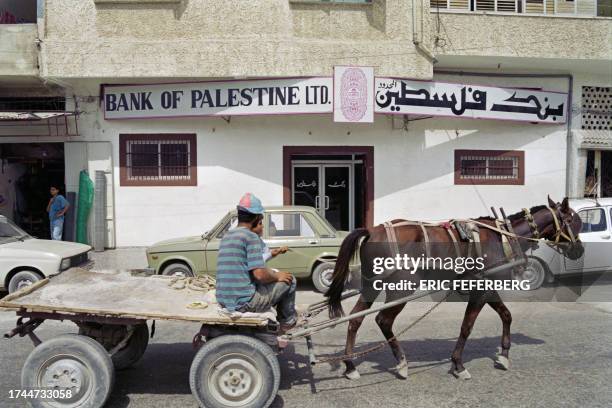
left=1, top=268, right=283, bottom=408
left=2, top=259, right=525, bottom=408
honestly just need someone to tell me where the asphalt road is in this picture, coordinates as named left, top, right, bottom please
left=1, top=286, right=611, bottom=408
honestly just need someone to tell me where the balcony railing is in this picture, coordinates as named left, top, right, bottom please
left=430, top=0, right=610, bottom=16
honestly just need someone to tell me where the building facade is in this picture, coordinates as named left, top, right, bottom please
left=0, top=0, right=610, bottom=247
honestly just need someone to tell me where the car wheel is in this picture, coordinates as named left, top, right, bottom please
left=161, top=262, right=194, bottom=277
left=78, top=323, right=149, bottom=370
left=189, top=335, right=280, bottom=408
left=8, top=270, right=43, bottom=293
left=21, top=334, right=114, bottom=408
left=312, top=261, right=336, bottom=294
left=512, top=257, right=547, bottom=290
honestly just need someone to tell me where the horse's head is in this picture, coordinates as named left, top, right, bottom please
left=538, top=196, right=584, bottom=260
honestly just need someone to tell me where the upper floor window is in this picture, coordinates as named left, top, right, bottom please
left=454, top=149, right=525, bottom=185
left=119, top=134, right=197, bottom=186
left=430, top=0, right=610, bottom=16
left=582, top=86, right=612, bottom=131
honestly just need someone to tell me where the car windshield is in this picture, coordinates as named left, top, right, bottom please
left=0, top=216, right=30, bottom=242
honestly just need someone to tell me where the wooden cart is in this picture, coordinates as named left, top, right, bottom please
left=1, top=268, right=282, bottom=408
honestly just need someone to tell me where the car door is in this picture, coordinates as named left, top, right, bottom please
left=565, top=206, right=612, bottom=272
left=264, top=211, right=319, bottom=276
left=204, top=213, right=237, bottom=276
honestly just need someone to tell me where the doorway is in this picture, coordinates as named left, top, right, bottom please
left=0, top=143, right=65, bottom=238
left=283, top=147, right=374, bottom=231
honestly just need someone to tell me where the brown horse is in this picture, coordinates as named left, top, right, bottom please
left=326, top=197, right=583, bottom=380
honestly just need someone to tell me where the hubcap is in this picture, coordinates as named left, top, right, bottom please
left=208, top=354, right=262, bottom=406
left=17, top=278, right=34, bottom=290
left=38, top=356, right=92, bottom=407
left=320, top=267, right=334, bottom=288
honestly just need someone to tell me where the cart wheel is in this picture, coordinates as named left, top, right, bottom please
left=189, top=335, right=280, bottom=408
left=312, top=261, right=335, bottom=294
left=78, top=323, right=149, bottom=370
left=21, top=334, right=114, bottom=408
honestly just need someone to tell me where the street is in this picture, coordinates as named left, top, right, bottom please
left=1, top=249, right=611, bottom=408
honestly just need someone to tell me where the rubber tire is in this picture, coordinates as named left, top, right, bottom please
left=312, top=261, right=336, bottom=294
left=189, top=335, right=280, bottom=408
left=79, top=323, right=149, bottom=370
left=513, top=257, right=547, bottom=290
left=161, top=262, right=194, bottom=277
left=7, top=270, right=43, bottom=293
left=21, top=334, right=114, bottom=408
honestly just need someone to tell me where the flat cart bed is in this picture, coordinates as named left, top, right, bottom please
left=1, top=268, right=283, bottom=408
left=0, top=267, right=269, bottom=327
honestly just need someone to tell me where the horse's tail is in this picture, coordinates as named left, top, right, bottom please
left=326, top=228, right=370, bottom=318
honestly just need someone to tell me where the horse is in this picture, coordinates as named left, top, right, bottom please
left=325, top=197, right=583, bottom=380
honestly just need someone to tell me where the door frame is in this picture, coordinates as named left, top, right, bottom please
left=283, top=146, right=374, bottom=228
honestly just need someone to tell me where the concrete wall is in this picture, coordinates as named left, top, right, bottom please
left=0, top=24, right=38, bottom=77
left=434, top=12, right=612, bottom=61
left=40, top=0, right=432, bottom=79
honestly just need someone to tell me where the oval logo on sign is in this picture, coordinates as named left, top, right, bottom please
left=340, top=68, right=368, bottom=122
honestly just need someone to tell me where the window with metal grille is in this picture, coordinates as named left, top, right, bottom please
left=119, top=134, right=197, bottom=186
left=581, top=86, right=612, bottom=131
left=454, top=150, right=524, bottom=185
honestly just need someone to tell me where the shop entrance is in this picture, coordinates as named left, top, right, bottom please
left=0, top=143, right=65, bottom=238
left=283, top=147, right=373, bottom=231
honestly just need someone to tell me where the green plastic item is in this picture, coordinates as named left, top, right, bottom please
left=76, top=170, right=94, bottom=244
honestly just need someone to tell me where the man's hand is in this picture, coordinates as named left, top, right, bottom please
left=271, top=246, right=289, bottom=257
left=275, top=271, right=293, bottom=285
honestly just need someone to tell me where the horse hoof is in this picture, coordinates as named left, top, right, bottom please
left=494, top=355, right=511, bottom=371
left=396, top=362, right=409, bottom=379
left=345, top=369, right=361, bottom=380
left=452, top=368, right=472, bottom=380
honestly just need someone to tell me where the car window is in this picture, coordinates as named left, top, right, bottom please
left=268, top=212, right=315, bottom=238
left=579, top=208, right=607, bottom=233
left=216, top=216, right=238, bottom=238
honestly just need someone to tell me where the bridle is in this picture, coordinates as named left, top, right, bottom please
left=523, top=206, right=580, bottom=244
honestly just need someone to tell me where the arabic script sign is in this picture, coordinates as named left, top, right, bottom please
left=374, top=78, right=567, bottom=123
left=104, top=78, right=333, bottom=120
left=333, top=66, right=374, bottom=123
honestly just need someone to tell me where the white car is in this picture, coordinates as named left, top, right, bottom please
left=519, top=198, right=612, bottom=290
left=0, top=215, right=92, bottom=293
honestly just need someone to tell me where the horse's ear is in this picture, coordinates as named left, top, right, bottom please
left=561, top=197, right=569, bottom=212
left=547, top=195, right=556, bottom=208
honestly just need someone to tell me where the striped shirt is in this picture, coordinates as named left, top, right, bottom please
left=215, top=227, right=265, bottom=311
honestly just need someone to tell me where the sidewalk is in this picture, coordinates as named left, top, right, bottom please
left=89, top=247, right=149, bottom=270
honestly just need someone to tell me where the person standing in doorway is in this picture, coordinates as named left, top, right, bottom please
left=46, top=185, right=69, bottom=241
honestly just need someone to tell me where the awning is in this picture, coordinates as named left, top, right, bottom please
left=0, top=111, right=77, bottom=121
left=576, top=129, right=612, bottom=149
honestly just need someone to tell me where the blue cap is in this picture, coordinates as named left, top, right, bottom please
left=237, top=193, right=265, bottom=215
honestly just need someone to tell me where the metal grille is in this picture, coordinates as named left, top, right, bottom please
left=459, top=155, right=519, bottom=180
left=582, top=86, right=612, bottom=131
left=126, top=139, right=191, bottom=181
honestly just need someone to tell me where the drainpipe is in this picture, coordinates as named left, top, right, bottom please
left=412, top=0, right=437, bottom=64
left=433, top=70, right=574, bottom=197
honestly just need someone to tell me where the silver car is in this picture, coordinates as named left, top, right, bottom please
left=0, top=215, right=92, bottom=293
left=518, top=198, right=612, bottom=289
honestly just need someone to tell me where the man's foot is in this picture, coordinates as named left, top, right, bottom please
left=279, top=320, right=297, bottom=334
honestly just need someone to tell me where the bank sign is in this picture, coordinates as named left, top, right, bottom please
left=103, top=76, right=567, bottom=124
left=103, top=78, right=333, bottom=120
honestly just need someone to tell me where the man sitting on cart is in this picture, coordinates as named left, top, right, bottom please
left=216, top=193, right=298, bottom=332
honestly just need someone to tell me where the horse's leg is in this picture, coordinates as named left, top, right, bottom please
left=450, top=291, right=486, bottom=380
left=343, top=295, right=373, bottom=380
left=375, top=303, right=409, bottom=379
left=487, top=292, right=512, bottom=370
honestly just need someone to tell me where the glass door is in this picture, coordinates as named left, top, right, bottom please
left=323, top=165, right=351, bottom=231
left=292, top=163, right=354, bottom=231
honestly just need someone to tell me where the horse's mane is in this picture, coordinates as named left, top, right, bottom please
left=475, top=205, right=548, bottom=223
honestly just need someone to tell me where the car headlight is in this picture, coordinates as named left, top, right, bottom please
left=60, top=258, right=71, bottom=270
